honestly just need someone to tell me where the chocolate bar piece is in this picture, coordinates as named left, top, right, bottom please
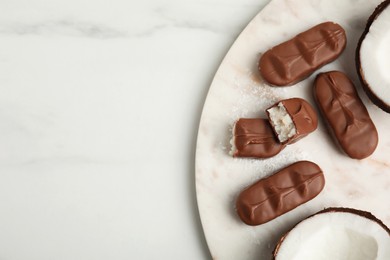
left=314, top=71, right=378, bottom=159
left=266, top=98, right=318, bottom=144
left=259, top=22, right=346, bottom=86
left=236, top=161, right=325, bottom=226
left=231, top=118, right=285, bottom=158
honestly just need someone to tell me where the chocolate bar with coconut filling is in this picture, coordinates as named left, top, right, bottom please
left=231, top=118, right=286, bottom=158
left=236, top=161, right=325, bottom=226
left=266, top=98, right=318, bottom=144
left=314, top=71, right=378, bottom=159
left=259, top=22, right=346, bottom=86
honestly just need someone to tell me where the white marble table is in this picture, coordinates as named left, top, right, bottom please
left=0, top=0, right=269, bottom=259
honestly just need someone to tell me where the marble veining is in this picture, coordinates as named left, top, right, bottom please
left=0, top=0, right=274, bottom=259
left=0, top=20, right=127, bottom=38
left=0, top=1, right=264, bottom=39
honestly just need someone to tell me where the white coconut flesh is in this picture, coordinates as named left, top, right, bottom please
left=267, top=103, right=296, bottom=143
left=275, top=211, right=390, bottom=260
left=360, top=3, right=390, bottom=105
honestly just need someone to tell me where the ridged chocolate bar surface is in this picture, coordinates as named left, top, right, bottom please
left=314, top=71, right=378, bottom=159
left=233, top=118, right=285, bottom=158
left=236, top=161, right=325, bottom=226
left=259, top=22, right=346, bottom=86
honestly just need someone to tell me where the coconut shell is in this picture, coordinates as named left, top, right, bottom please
left=272, top=207, right=390, bottom=259
left=356, top=0, right=390, bottom=113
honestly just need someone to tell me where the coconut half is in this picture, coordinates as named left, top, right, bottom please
left=273, top=208, right=390, bottom=260
left=357, top=0, right=390, bottom=113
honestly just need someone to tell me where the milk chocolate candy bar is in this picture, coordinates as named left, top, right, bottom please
left=314, top=71, right=378, bottom=159
left=266, top=98, right=318, bottom=144
left=259, top=22, right=346, bottom=86
left=231, top=118, right=285, bottom=158
left=236, top=161, right=325, bottom=226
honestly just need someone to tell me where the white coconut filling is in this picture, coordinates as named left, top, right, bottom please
left=267, top=103, right=296, bottom=143
left=229, top=123, right=237, bottom=156
left=276, top=212, right=390, bottom=260
left=360, top=4, right=390, bottom=104
left=229, top=137, right=236, bottom=156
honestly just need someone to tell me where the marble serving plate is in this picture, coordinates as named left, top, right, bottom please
left=195, top=0, right=390, bottom=259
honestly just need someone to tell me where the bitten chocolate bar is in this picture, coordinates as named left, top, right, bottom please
left=314, top=71, right=378, bottom=159
left=231, top=118, right=285, bottom=158
left=259, top=22, right=346, bottom=86
left=266, top=98, right=318, bottom=144
left=236, top=161, right=325, bottom=226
